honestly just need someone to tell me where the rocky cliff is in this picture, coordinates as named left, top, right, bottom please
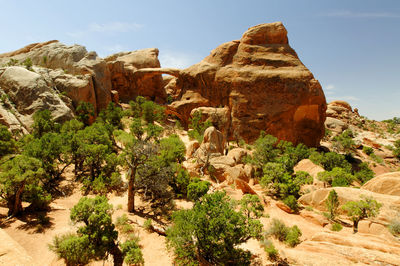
left=170, top=22, right=326, bottom=146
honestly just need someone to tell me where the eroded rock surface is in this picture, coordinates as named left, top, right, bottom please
left=171, top=22, right=326, bottom=146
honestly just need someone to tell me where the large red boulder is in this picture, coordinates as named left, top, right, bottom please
left=171, top=22, right=326, bottom=146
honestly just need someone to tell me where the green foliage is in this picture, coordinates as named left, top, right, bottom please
left=6, top=58, right=19, bottom=66
left=283, top=195, right=299, bottom=213
left=166, top=191, right=262, bottom=265
left=318, top=167, right=354, bottom=187
left=49, top=233, right=92, bottom=266
left=325, top=189, right=339, bottom=219
left=23, top=57, right=33, bottom=70
left=141, top=100, right=165, bottom=124
left=32, top=109, right=59, bottom=138
left=285, top=225, right=302, bottom=247
left=239, top=194, right=264, bottom=219
left=267, top=219, right=302, bottom=247
left=0, top=155, right=48, bottom=216
left=370, top=153, right=384, bottom=164
left=50, top=196, right=123, bottom=265
left=332, top=129, right=356, bottom=153
left=261, top=163, right=300, bottom=199
left=187, top=178, right=210, bottom=201
left=276, top=141, right=312, bottom=172
left=98, top=102, right=124, bottom=129
left=249, top=132, right=279, bottom=169
left=170, top=165, right=191, bottom=198
left=262, top=240, right=279, bottom=261
left=188, top=110, right=212, bottom=142
left=143, top=219, right=153, bottom=232
left=341, top=195, right=382, bottom=233
left=362, top=146, right=374, bottom=156
left=331, top=223, right=343, bottom=231
left=388, top=220, right=400, bottom=236
left=394, top=140, right=400, bottom=160
left=353, top=162, right=375, bottom=184
left=309, top=151, right=351, bottom=172
left=0, top=125, right=16, bottom=158
left=159, top=134, right=186, bottom=165
left=294, top=171, right=313, bottom=185
left=121, top=239, right=144, bottom=265
left=76, top=102, right=95, bottom=127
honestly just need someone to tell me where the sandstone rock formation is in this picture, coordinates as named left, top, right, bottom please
left=0, top=41, right=112, bottom=112
left=299, top=187, right=400, bottom=223
left=105, top=48, right=165, bottom=103
left=362, top=171, right=400, bottom=196
left=0, top=66, right=73, bottom=129
left=170, top=22, right=326, bottom=146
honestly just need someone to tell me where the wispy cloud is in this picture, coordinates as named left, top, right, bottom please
left=67, top=22, right=143, bottom=38
left=321, top=10, right=400, bottom=19
left=159, top=51, right=200, bottom=69
left=338, top=95, right=360, bottom=101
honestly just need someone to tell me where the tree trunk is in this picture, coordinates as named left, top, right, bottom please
left=353, top=220, right=359, bottom=233
left=127, top=168, right=136, bottom=213
left=110, top=243, right=123, bottom=266
left=8, top=184, right=25, bottom=217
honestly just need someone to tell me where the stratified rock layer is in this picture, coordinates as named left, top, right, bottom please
left=171, top=22, right=326, bottom=146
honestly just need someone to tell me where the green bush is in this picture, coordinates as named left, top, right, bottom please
left=285, top=225, right=302, bottom=247
left=49, top=233, right=91, bottom=266
left=325, top=189, right=339, bottom=219
left=362, top=146, right=374, bottom=155
left=121, top=239, right=144, bottom=265
left=187, top=178, right=210, bottom=201
left=187, top=110, right=212, bottom=143
left=267, top=219, right=302, bottom=247
left=388, top=220, right=400, bottom=236
left=283, top=195, right=299, bottom=213
left=166, top=191, right=262, bottom=265
left=353, top=162, right=375, bottom=184
left=262, top=240, right=279, bottom=261
left=318, top=167, right=354, bottom=187
left=143, top=219, right=153, bottom=232
left=310, top=151, right=351, bottom=172
left=331, top=223, right=343, bottom=231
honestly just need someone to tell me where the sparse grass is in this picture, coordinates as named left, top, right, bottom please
left=389, top=220, right=400, bottom=236
left=331, top=223, right=343, bottom=232
left=143, top=218, right=153, bottom=232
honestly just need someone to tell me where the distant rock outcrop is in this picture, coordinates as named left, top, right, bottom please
left=170, top=22, right=326, bottom=146
left=0, top=66, right=73, bottom=129
left=362, top=172, right=400, bottom=196
left=105, top=48, right=165, bottom=103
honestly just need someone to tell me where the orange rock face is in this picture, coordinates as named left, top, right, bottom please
left=171, top=22, right=326, bottom=146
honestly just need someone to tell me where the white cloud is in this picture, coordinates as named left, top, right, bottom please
left=67, top=22, right=143, bottom=38
left=321, top=10, right=400, bottom=18
left=325, top=84, right=335, bottom=91
left=159, top=51, right=200, bottom=69
left=338, top=95, right=360, bottom=101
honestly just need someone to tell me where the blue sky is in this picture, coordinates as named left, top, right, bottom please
left=0, top=0, right=399, bottom=120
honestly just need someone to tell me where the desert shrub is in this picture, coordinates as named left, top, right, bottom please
left=342, top=195, right=382, bottom=233
left=249, top=132, right=279, bottom=169
left=262, top=239, right=279, bottom=261
left=325, top=189, right=340, bottom=219
left=318, top=167, right=354, bottom=187
left=370, top=153, right=384, bottom=164
left=239, top=194, right=264, bottom=219
left=394, top=140, right=400, bottom=159
left=76, top=102, right=95, bottom=127
left=143, top=219, right=153, bottom=232
left=187, top=110, right=212, bottom=142
left=267, top=219, right=302, bottom=247
left=166, top=191, right=262, bottom=265
left=283, top=195, right=299, bottom=213
left=331, top=223, right=343, bottom=231
left=268, top=219, right=289, bottom=242
left=362, top=146, right=374, bottom=155
left=285, top=225, right=302, bottom=247
left=98, top=102, right=124, bottom=129
left=23, top=57, right=33, bottom=70
left=261, top=162, right=300, bottom=199
left=187, top=178, right=210, bottom=201
left=353, top=162, right=375, bottom=184
left=294, top=171, right=313, bottom=185
left=310, top=151, right=352, bottom=172
left=389, top=220, right=400, bottom=236
left=0, top=124, right=16, bottom=158
left=49, top=233, right=92, bottom=266
left=121, top=239, right=144, bottom=265
left=332, top=129, right=356, bottom=153
left=170, top=165, right=191, bottom=198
